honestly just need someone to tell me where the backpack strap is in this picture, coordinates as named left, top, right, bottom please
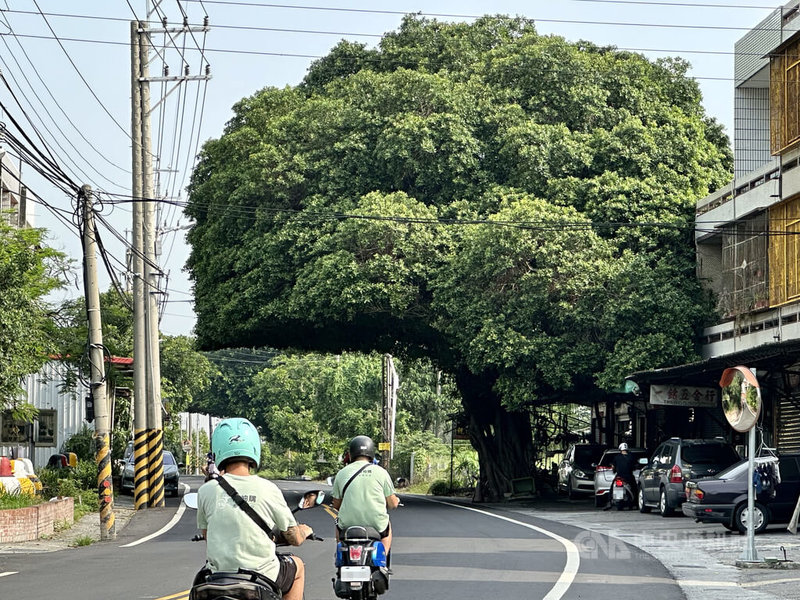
left=340, top=463, right=372, bottom=499
left=215, top=476, right=275, bottom=539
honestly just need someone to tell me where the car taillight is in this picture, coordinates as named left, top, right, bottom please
left=669, top=465, right=683, bottom=483
left=694, top=488, right=705, bottom=500
left=596, top=466, right=611, bottom=472
left=349, top=545, right=364, bottom=561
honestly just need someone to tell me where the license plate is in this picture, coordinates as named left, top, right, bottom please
left=340, top=566, right=372, bottom=582
left=612, top=487, right=624, bottom=500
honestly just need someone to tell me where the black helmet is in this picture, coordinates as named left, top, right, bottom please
left=348, top=435, right=376, bottom=460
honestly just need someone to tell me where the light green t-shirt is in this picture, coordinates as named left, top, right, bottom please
left=332, top=461, right=395, bottom=531
left=197, top=474, right=297, bottom=581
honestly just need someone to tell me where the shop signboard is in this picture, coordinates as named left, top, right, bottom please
left=649, top=384, right=718, bottom=408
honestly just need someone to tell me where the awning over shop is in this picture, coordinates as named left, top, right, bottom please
left=626, top=338, right=800, bottom=388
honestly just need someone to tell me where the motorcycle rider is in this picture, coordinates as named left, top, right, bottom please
left=196, top=418, right=314, bottom=600
left=203, top=451, right=220, bottom=481
left=610, top=442, right=637, bottom=506
left=332, top=435, right=400, bottom=553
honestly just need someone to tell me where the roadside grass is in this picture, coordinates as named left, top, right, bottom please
left=0, top=493, right=42, bottom=509
left=72, top=536, right=94, bottom=547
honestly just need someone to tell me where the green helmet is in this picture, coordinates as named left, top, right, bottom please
left=211, top=418, right=261, bottom=469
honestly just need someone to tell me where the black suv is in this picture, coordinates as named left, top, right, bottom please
left=637, top=437, right=740, bottom=516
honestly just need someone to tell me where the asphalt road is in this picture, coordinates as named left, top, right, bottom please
left=0, top=477, right=683, bottom=600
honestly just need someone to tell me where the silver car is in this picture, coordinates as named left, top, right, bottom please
left=558, top=443, right=607, bottom=499
left=592, top=448, right=648, bottom=508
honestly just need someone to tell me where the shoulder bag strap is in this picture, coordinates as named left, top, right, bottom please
left=340, top=463, right=372, bottom=499
left=215, top=476, right=275, bottom=538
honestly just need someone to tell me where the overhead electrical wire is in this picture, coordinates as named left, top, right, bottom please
left=0, top=30, right=775, bottom=84
left=0, top=4, right=131, bottom=176
left=30, top=0, right=133, bottom=143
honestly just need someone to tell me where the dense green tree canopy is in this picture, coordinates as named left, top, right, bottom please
left=186, top=16, right=731, bottom=500
left=0, top=222, right=65, bottom=414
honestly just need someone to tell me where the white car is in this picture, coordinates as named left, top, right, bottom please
left=592, top=448, right=649, bottom=508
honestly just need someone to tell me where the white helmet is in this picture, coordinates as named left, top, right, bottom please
left=618, top=443, right=628, bottom=451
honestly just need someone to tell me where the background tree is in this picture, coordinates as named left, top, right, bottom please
left=0, top=221, right=66, bottom=419
left=185, top=16, right=731, bottom=500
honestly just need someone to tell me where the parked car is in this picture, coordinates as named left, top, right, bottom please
left=119, top=449, right=183, bottom=497
left=558, top=443, right=607, bottom=499
left=592, top=447, right=649, bottom=508
left=682, top=454, right=800, bottom=533
left=638, top=437, right=740, bottom=516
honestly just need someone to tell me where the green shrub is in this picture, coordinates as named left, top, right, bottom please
left=62, top=426, right=96, bottom=461
left=427, top=480, right=450, bottom=496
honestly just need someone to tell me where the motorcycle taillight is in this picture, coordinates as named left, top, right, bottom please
left=349, top=545, right=364, bottom=561
left=614, top=478, right=624, bottom=487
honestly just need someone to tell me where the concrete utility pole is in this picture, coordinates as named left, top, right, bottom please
left=131, top=19, right=150, bottom=511
left=139, top=18, right=166, bottom=508
left=80, top=186, right=116, bottom=540
left=131, top=4, right=211, bottom=507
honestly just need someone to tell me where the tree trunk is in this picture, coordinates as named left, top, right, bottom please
left=456, top=368, right=534, bottom=502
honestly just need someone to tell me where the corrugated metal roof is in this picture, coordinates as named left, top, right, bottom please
left=627, top=338, right=800, bottom=387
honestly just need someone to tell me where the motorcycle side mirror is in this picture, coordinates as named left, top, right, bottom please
left=184, top=492, right=199, bottom=509
left=326, top=476, right=334, bottom=486
left=297, top=490, right=326, bottom=510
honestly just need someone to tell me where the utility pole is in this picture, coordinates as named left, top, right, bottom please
left=131, top=20, right=149, bottom=511
left=80, top=186, right=116, bottom=540
left=131, top=4, right=211, bottom=507
left=139, top=18, right=166, bottom=508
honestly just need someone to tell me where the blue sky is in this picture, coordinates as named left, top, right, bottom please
left=0, top=0, right=779, bottom=337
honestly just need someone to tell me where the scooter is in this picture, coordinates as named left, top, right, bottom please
left=610, top=476, right=635, bottom=511
left=333, top=524, right=391, bottom=600
left=183, top=488, right=326, bottom=600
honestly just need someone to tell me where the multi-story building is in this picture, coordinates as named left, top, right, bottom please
left=0, top=149, right=33, bottom=228
left=629, top=2, right=800, bottom=453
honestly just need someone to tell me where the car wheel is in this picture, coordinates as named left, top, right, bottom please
left=567, top=476, right=576, bottom=499
left=734, top=501, right=769, bottom=534
left=659, top=488, right=674, bottom=517
left=638, top=487, right=651, bottom=513
left=594, top=494, right=604, bottom=508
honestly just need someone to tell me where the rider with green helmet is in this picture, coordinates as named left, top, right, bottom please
left=196, top=418, right=313, bottom=600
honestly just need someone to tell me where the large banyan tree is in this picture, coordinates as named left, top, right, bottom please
left=185, top=16, right=731, bottom=501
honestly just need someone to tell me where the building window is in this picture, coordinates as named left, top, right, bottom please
left=718, top=213, right=769, bottom=318
left=0, top=411, right=29, bottom=443
left=37, top=410, right=56, bottom=446
left=770, top=36, right=800, bottom=155
left=0, top=410, right=57, bottom=446
left=769, top=195, right=800, bottom=305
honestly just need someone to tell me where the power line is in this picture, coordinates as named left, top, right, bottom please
left=0, top=3, right=132, bottom=176
left=0, top=30, right=777, bottom=83
left=568, top=0, right=780, bottom=8
left=30, top=1, right=133, bottom=143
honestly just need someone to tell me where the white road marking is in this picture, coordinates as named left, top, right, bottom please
left=0, top=571, right=19, bottom=578
left=120, top=483, right=190, bottom=547
left=428, top=500, right=580, bottom=600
